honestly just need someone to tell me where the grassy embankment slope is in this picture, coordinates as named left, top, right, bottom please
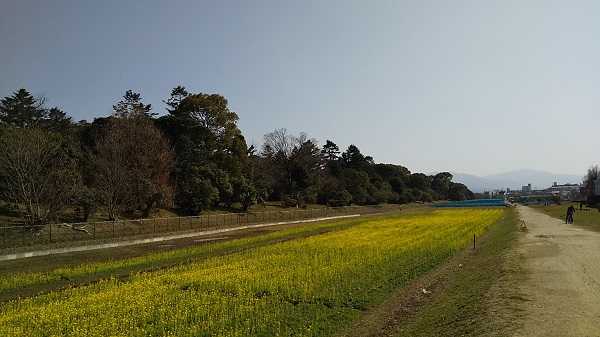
left=0, top=208, right=510, bottom=337
left=390, top=207, right=518, bottom=337
left=532, top=202, right=600, bottom=231
left=0, top=201, right=332, bottom=226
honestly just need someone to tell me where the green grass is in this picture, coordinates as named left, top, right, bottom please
left=0, top=209, right=504, bottom=337
left=531, top=202, right=600, bottom=231
left=393, top=208, right=518, bottom=337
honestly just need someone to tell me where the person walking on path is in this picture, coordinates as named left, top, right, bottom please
left=566, top=205, right=576, bottom=224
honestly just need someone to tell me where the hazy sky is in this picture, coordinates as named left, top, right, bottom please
left=2, top=0, right=599, bottom=176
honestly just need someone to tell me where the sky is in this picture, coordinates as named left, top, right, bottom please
left=1, top=0, right=599, bottom=176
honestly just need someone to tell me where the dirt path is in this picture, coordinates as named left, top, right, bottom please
left=512, top=205, right=600, bottom=337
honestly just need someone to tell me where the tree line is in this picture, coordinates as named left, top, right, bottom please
left=0, top=87, right=473, bottom=227
left=583, top=165, right=600, bottom=204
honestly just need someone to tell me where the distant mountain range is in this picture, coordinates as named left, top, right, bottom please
left=451, top=169, right=583, bottom=193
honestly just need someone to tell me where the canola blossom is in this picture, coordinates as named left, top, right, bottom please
left=0, top=217, right=360, bottom=296
left=0, top=209, right=504, bottom=337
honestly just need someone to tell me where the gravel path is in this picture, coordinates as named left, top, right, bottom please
left=512, top=205, right=600, bottom=337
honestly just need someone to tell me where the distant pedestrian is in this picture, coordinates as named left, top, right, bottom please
left=566, top=205, right=575, bottom=224
left=570, top=206, right=576, bottom=223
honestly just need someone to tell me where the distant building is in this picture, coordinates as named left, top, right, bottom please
left=507, top=182, right=581, bottom=201
left=544, top=182, right=582, bottom=200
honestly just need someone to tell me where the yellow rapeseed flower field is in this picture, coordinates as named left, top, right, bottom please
left=0, top=208, right=503, bottom=337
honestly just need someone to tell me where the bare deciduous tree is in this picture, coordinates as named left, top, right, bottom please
left=92, top=117, right=173, bottom=219
left=0, top=128, right=79, bottom=227
left=261, top=128, right=312, bottom=158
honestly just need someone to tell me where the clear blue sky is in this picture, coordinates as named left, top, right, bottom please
left=2, top=0, right=599, bottom=176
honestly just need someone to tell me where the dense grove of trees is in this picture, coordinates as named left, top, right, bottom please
left=0, top=87, right=473, bottom=226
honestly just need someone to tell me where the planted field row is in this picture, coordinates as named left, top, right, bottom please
left=0, top=215, right=368, bottom=298
left=0, top=209, right=504, bottom=337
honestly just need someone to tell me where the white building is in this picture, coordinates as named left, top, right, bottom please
left=546, top=182, right=582, bottom=200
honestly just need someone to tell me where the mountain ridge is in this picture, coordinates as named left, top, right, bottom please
left=451, top=169, right=582, bottom=193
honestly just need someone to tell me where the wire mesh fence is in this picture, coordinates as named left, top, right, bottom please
left=0, top=205, right=401, bottom=250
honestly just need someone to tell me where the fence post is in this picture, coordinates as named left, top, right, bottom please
left=49, top=223, right=52, bottom=243
left=92, top=223, right=96, bottom=240
left=112, top=221, right=115, bottom=238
